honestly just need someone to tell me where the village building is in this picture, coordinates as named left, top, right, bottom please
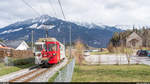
left=5, top=40, right=29, bottom=50
left=0, top=41, right=6, bottom=47
left=0, top=41, right=11, bottom=50
left=126, top=32, right=143, bottom=48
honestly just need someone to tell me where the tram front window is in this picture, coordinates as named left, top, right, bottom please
left=35, top=45, right=43, bottom=52
left=48, top=44, right=57, bottom=51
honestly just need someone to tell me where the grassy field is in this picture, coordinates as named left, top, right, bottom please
left=0, top=63, right=35, bottom=76
left=72, top=64, right=150, bottom=82
left=90, top=51, right=111, bottom=55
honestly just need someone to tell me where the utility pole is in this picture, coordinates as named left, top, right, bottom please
left=63, top=38, right=65, bottom=47
left=69, top=24, right=72, bottom=59
left=44, top=25, right=54, bottom=38
left=63, top=38, right=66, bottom=57
left=31, top=30, right=34, bottom=51
left=44, top=25, right=49, bottom=38
left=46, top=28, right=48, bottom=38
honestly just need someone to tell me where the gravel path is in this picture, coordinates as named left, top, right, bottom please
left=15, top=68, right=47, bottom=82
left=84, top=54, right=140, bottom=65
left=0, top=68, right=34, bottom=82
left=131, top=56, right=150, bottom=65
left=30, top=57, right=68, bottom=82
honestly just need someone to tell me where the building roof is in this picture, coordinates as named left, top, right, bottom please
left=0, top=46, right=12, bottom=49
left=37, top=37, right=64, bottom=45
left=4, top=40, right=25, bottom=49
left=0, top=41, right=6, bottom=47
left=37, top=38, right=58, bottom=42
left=126, top=32, right=142, bottom=41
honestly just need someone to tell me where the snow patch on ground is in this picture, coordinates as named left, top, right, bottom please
left=0, top=28, right=23, bottom=34
left=37, top=25, right=55, bottom=29
left=29, top=24, right=38, bottom=28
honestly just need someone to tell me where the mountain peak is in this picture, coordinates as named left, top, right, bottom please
left=0, top=15, right=123, bottom=48
left=31, top=14, right=56, bottom=23
left=40, top=14, right=50, bottom=17
left=38, top=14, right=54, bottom=20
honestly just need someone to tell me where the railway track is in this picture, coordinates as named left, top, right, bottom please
left=9, top=63, right=59, bottom=82
left=0, top=57, right=68, bottom=82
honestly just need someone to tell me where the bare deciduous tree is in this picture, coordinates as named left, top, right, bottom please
left=114, top=46, right=134, bottom=65
left=122, top=47, right=133, bottom=65
left=74, top=39, right=85, bottom=65
left=114, top=47, right=120, bottom=65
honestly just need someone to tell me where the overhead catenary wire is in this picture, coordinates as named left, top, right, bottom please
left=21, top=0, right=50, bottom=39
left=57, top=0, right=72, bottom=58
left=21, top=0, right=41, bottom=51
left=57, top=0, right=66, bottom=20
left=47, top=0, right=63, bottom=47
left=21, top=0, right=40, bottom=16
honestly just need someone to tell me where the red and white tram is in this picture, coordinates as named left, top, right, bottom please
left=34, top=38, right=65, bottom=65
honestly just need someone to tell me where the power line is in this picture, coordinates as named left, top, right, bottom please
left=57, top=0, right=72, bottom=58
left=57, top=0, right=66, bottom=20
left=21, top=0, right=40, bottom=16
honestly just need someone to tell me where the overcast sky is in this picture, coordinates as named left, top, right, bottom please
left=0, top=0, right=150, bottom=28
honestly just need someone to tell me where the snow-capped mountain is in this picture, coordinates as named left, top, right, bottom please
left=75, top=22, right=103, bottom=29
left=0, top=15, right=123, bottom=48
left=75, top=21, right=124, bottom=32
left=114, top=24, right=150, bottom=30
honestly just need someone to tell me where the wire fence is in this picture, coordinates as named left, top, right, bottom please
left=0, top=56, right=35, bottom=69
left=0, top=49, right=34, bottom=69
left=54, top=58, right=75, bottom=82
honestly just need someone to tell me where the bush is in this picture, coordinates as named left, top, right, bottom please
left=107, top=42, right=114, bottom=52
left=13, top=57, right=34, bottom=66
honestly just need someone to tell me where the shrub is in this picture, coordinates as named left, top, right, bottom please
left=13, top=57, right=34, bottom=66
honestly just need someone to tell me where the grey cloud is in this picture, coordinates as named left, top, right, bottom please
left=0, top=0, right=150, bottom=28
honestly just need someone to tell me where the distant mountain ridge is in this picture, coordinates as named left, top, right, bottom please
left=114, top=25, right=150, bottom=30
left=0, top=15, right=123, bottom=48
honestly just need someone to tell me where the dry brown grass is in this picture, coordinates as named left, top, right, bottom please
left=74, top=39, right=85, bottom=65
left=72, top=64, right=150, bottom=82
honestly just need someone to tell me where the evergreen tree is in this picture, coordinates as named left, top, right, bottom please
left=111, top=32, right=120, bottom=47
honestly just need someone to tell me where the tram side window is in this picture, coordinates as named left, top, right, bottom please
left=60, top=45, right=63, bottom=51
left=44, top=44, right=47, bottom=51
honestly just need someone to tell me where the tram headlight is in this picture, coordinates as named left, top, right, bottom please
left=53, top=53, right=56, bottom=56
left=43, top=54, right=47, bottom=56
left=37, top=54, right=41, bottom=56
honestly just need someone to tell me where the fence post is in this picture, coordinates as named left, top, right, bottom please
left=54, top=58, right=75, bottom=82
left=4, top=56, right=8, bottom=66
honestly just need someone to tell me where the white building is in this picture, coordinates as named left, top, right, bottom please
left=5, top=40, right=29, bottom=50
left=126, top=32, right=142, bottom=48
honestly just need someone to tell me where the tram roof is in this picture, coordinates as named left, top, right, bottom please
left=37, top=38, right=58, bottom=42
